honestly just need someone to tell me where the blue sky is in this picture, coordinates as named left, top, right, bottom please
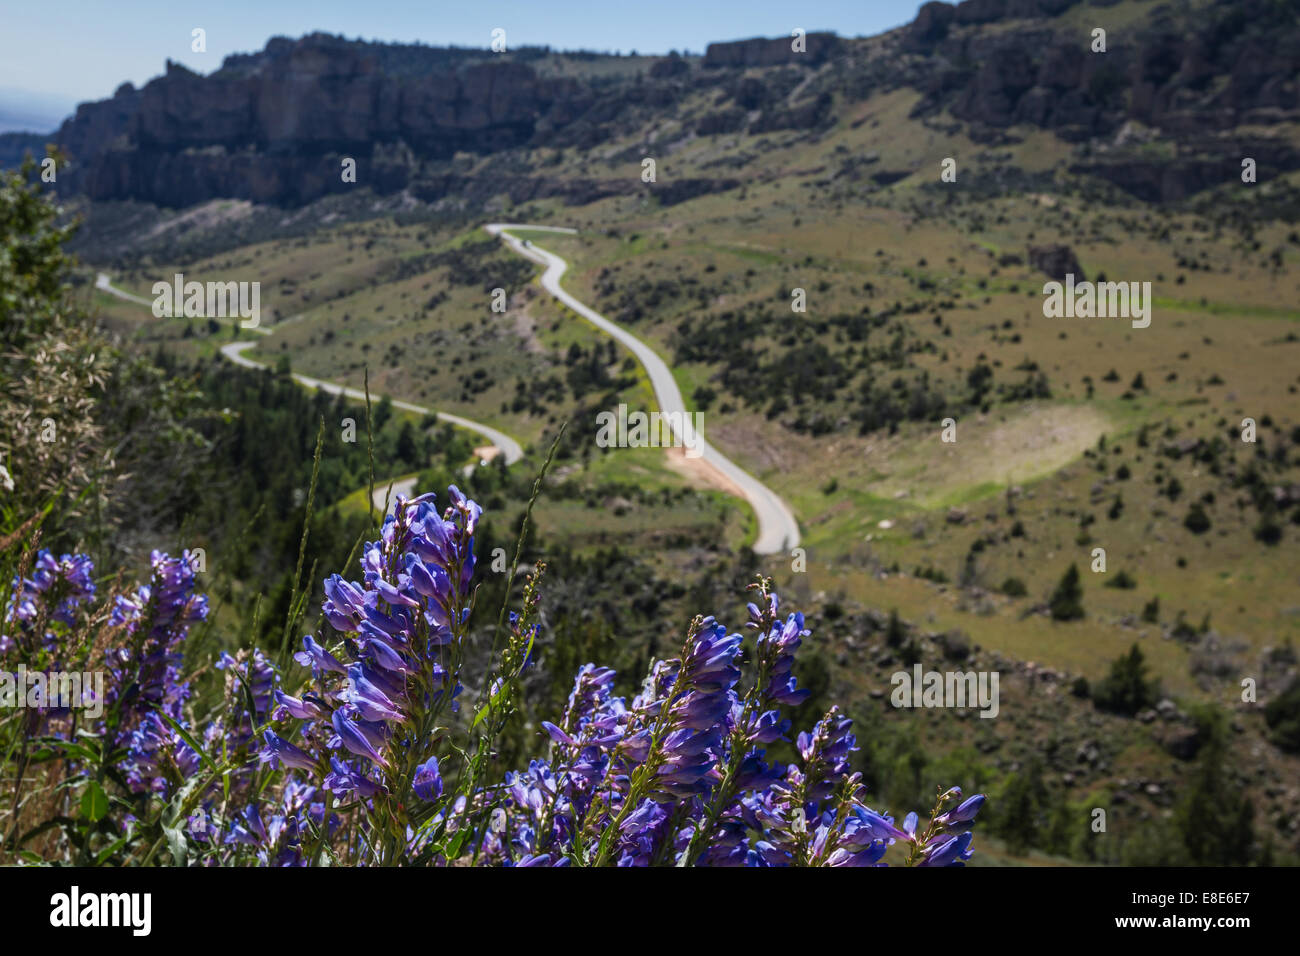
left=0, top=0, right=926, bottom=131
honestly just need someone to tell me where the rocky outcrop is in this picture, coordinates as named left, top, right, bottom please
left=649, top=53, right=690, bottom=79
left=74, top=50, right=547, bottom=153
left=703, top=33, right=841, bottom=68
left=54, top=35, right=616, bottom=207
left=905, top=0, right=1079, bottom=51
left=53, top=29, right=841, bottom=210
left=905, top=3, right=957, bottom=49
left=1072, top=136, right=1300, bottom=203
left=47, top=0, right=1300, bottom=210
left=909, top=0, right=1300, bottom=142
left=1028, top=244, right=1083, bottom=281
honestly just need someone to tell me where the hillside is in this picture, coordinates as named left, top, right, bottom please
left=13, top=0, right=1300, bottom=867
left=45, top=0, right=1300, bottom=211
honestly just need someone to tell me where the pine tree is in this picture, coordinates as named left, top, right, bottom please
left=995, top=758, right=1049, bottom=856
left=1092, top=644, right=1158, bottom=716
left=885, top=608, right=906, bottom=647
left=1174, top=709, right=1256, bottom=865
left=1049, top=563, right=1085, bottom=620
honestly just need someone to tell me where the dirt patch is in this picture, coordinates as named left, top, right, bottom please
left=869, top=402, right=1113, bottom=505
left=661, top=446, right=747, bottom=500
left=511, top=291, right=548, bottom=355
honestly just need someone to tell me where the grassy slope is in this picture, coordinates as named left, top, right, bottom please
left=79, top=28, right=1300, bottom=855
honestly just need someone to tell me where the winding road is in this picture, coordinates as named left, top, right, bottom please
left=95, top=272, right=523, bottom=467
left=218, top=341, right=523, bottom=465
left=99, top=226, right=801, bottom=555
left=486, top=223, right=800, bottom=553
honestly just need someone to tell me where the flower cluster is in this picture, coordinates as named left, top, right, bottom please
left=107, top=549, right=209, bottom=728
left=2, top=549, right=96, bottom=656
left=3, top=488, right=985, bottom=867
left=103, top=551, right=219, bottom=800
left=0, top=549, right=100, bottom=730
left=259, top=487, right=479, bottom=860
left=493, top=583, right=985, bottom=867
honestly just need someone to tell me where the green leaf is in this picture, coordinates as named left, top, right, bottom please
left=160, top=713, right=219, bottom=772
left=79, top=781, right=109, bottom=822
left=94, top=834, right=130, bottom=866
left=445, top=829, right=470, bottom=860
left=471, top=686, right=508, bottom=729
left=163, top=824, right=188, bottom=866
left=48, top=739, right=99, bottom=763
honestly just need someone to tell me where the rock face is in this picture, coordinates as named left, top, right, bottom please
left=63, top=40, right=568, bottom=160
left=47, top=0, right=1300, bottom=209
left=1028, top=244, right=1084, bottom=281
left=56, top=37, right=604, bottom=206
left=904, top=0, right=1300, bottom=191
left=703, top=33, right=842, bottom=68
left=52, top=30, right=843, bottom=209
left=906, top=3, right=957, bottom=49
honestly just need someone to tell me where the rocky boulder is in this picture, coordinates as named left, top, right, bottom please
left=1028, top=244, right=1084, bottom=281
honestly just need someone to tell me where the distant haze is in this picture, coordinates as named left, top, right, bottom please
left=0, top=88, right=77, bottom=135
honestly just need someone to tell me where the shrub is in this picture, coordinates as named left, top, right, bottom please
left=1254, top=516, right=1282, bottom=545
left=1263, top=678, right=1300, bottom=754
left=1092, top=644, right=1159, bottom=716
left=1104, top=570, right=1138, bottom=589
left=899, top=638, right=924, bottom=668
left=1048, top=564, right=1085, bottom=621
left=1184, top=502, right=1212, bottom=534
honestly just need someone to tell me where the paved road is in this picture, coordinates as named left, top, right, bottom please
left=486, top=223, right=800, bottom=554
left=372, top=476, right=418, bottom=511
left=95, top=272, right=523, bottom=466
left=96, top=272, right=274, bottom=334
left=219, top=342, right=523, bottom=465
left=95, top=272, right=154, bottom=307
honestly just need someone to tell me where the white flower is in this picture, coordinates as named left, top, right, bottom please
left=0, top=464, right=13, bottom=493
